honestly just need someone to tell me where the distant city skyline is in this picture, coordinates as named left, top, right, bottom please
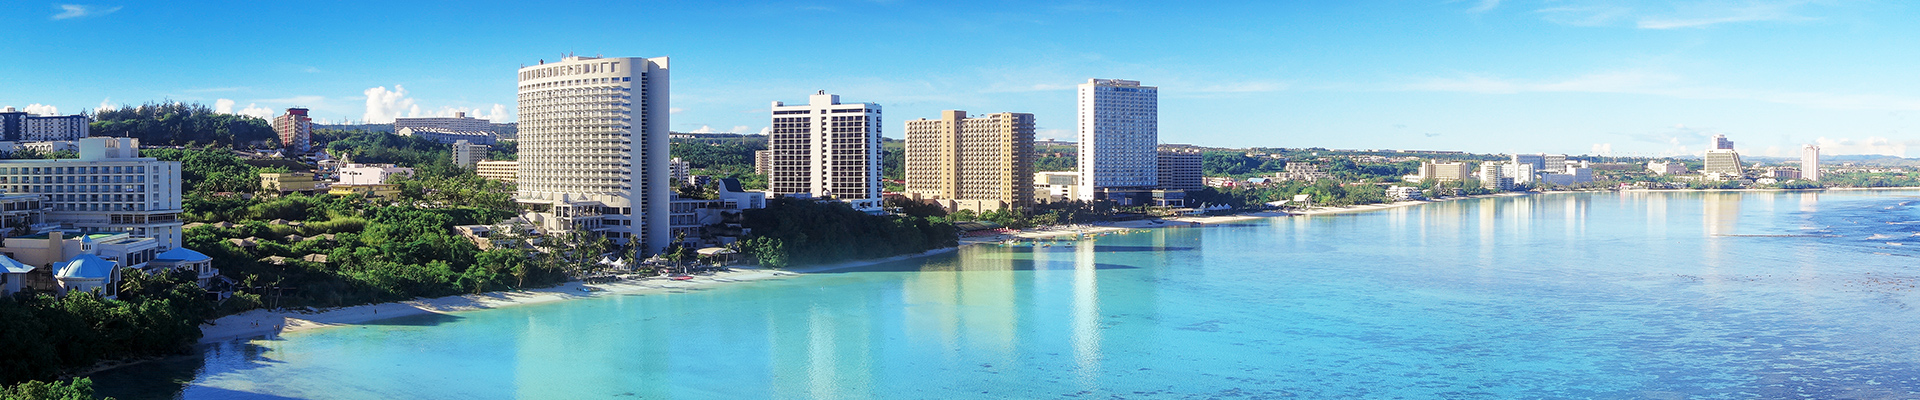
left=3, top=1, right=1918, bottom=157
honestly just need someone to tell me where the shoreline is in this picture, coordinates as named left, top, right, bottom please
left=1286, top=192, right=1528, bottom=216
left=194, top=186, right=1918, bottom=343
left=197, top=267, right=800, bottom=343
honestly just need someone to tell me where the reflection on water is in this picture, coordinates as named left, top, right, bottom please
left=91, top=191, right=1920, bottom=399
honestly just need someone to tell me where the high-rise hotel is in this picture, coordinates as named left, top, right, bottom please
left=514, top=56, right=671, bottom=253
left=1802, top=144, right=1821, bottom=181
left=903, top=110, right=1036, bottom=211
left=272, top=108, right=312, bottom=153
left=767, top=91, right=883, bottom=212
left=1076, top=79, right=1158, bottom=203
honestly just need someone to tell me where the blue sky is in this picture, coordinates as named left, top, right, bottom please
left=3, top=0, right=1918, bottom=157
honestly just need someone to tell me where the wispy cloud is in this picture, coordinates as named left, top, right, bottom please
left=1405, top=70, right=1920, bottom=111
left=51, top=4, right=121, bottom=20
left=1520, top=0, right=1824, bottom=29
left=1637, top=0, right=1815, bottom=29
left=1468, top=0, right=1503, bottom=13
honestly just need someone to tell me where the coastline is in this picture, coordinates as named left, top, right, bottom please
left=196, top=189, right=1557, bottom=345
left=1286, top=192, right=1528, bottom=216
left=198, top=267, right=800, bottom=343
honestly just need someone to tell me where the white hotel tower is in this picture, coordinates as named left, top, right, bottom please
left=767, top=91, right=883, bottom=212
left=1076, top=79, right=1159, bottom=202
left=515, top=56, right=671, bottom=253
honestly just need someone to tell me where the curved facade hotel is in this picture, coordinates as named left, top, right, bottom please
left=515, top=56, right=671, bottom=253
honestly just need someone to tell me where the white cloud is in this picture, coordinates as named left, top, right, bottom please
left=670, top=107, right=686, bottom=114
left=211, top=98, right=275, bottom=120
left=729, top=126, right=751, bottom=133
left=1036, top=128, right=1074, bottom=141
left=51, top=4, right=121, bottom=20
left=362, top=85, right=416, bottom=124
left=23, top=104, right=59, bottom=116
left=237, top=104, right=274, bottom=120
left=96, top=97, right=117, bottom=111
left=757, top=127, right=771, bottom=135
left=689, top=125, right=720, bottom=134
left=1591, top=143, right=1614, bottom=156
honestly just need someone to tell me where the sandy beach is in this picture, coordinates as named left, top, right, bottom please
left=199, top=267, right=799, bottom=343
left=201, top=192, right=1529, bottom=343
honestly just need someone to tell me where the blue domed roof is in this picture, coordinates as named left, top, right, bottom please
left=56, top=254, right=115, bottom=279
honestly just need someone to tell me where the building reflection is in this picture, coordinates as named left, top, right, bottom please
left=1071, top=240, right=1102, bottom=386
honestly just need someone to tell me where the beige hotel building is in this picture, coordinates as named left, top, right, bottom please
left=903, top=110, right=1036, bottom=211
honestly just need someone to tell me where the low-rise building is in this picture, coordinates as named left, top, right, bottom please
left=19, top=141, right=78, bottom=154
left=0, top=231, right=161, bottom=296
left=452, top=140, right=490, bottom=168
left=476, top=160, right=518, bottom=182
left=339, top=163, right=414, bottom=185
left=668, top=178, right=767, bottom=247
left=1648, top=161, right=1686, bottom=175
left=260, top=172, right=327, bottom=194
left=1407, top=161, right=1473, bottom=183
left=1033, top=171, right=1079, bottom=203
left=1387, top=186, right=1425, bottom=201
left=1277, top=163, right=1332, bottom=181
left=148, top=247, right=216, bottom=286
left=1766, top=168, right=1801, bottom=180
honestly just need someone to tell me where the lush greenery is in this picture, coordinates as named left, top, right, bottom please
left=1820, top=172, right=1920, bottom=188
left=179, top=169, right=560, bottom=308
left=1202, top=152, right=1287, bottom=177
left=0, top=269, right=210, bottom=386
left=0, top=377, right=109, bottom=400
left=737, top=198, right=956, bottom=268
left=142, top=148, right=266, bottom=194
left=90, top=102, right=278, bottom=148
left=669, top=141, right=768, bottom=190
left=319, top=130, right=464, bottom=177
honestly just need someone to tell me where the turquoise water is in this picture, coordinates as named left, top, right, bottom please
left=93, top=191, right=1920, bottom=399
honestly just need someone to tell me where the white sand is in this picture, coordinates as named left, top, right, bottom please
left=199, top=268, right=798, bottom=343
left=204, top=192, right=1545, bottom=343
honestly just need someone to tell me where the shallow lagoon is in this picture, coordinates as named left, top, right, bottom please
left=94, top=191, right=1920, bottom=399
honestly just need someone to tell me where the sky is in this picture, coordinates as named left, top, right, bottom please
left=3, top=0, right=1918, bottom=157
